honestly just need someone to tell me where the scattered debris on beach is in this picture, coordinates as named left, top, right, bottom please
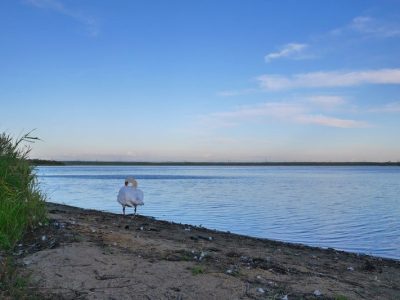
left=12, top=203, right=400, bottom=299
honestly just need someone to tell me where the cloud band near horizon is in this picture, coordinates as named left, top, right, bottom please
left=257, top=68, right=400, bottom=90
left=202, top=101, right=369, bottom=129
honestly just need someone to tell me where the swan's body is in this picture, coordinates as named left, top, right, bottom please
left=117, top=185, right=144, bottom=215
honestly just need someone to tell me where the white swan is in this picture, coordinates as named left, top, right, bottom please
left=117, top=177, right=144, bottom=215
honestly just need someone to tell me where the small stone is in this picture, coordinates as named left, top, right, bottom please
left=184, top=227, right=191, bottom=231
left=41, top=235, right=47, bottom=241
left=347, top=266, right=354, bottom=271
left=256, top=287, right=265, bottom=294
left=91, top=229, right=96, bottom=233
left=208, top=236, right=213, bottom=241
left=15, top=250, right=23, bottom=256
left=140, top=226, right=144, bottom=231
left=281, top=295, right=288, bottom=300
left=23, top=259, right=32, bottom=266
left=314, top=289, right=322, bottom=296
left=226, top=269, right=233, bottom=274
left=256, top=275, right=262, bottom=280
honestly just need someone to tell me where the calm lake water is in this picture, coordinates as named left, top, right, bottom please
left=36, top=166, right=400, bottom=260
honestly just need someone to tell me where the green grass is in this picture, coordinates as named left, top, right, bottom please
left=335, top=296, right=348, bottom=300
left=191, top=266, right=205, bottom=275
left=0, top=132, right=48, bottom=299
left=1, top=256, right=27, bottom=298
left=0, top=132, right=47, bottom=250
left=0, top=255, right=43, bottom=299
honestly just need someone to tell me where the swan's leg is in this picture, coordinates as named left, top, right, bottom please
left=134, top=205, right=137, bottom=215
left=123, top=205, right=126, bottom=215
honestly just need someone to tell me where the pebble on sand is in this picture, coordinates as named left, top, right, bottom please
left=256, top=287, right=265, bottom=294
left=314, top=289, right=322, bottom=296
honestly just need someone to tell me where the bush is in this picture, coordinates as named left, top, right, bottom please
left=0, top=132, right=47, bottom=250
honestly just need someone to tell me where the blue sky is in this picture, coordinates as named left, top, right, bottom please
left=1, top=0, right=400, bottom=161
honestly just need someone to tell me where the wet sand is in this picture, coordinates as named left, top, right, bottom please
left=16, top=202, right=400, bottom=299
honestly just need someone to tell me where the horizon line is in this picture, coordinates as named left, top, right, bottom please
left=30, top=159, right=400, bottom=166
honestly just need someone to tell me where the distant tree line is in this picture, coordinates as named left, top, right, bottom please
left=28, top=159, right=65, bottom=166
left=58, top=161, right=400, bottom=166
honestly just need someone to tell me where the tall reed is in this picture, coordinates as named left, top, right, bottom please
left=0, top=132, right=47, bottom=250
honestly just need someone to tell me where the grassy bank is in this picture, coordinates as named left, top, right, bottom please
left=0, top=132, right=47, bottom=298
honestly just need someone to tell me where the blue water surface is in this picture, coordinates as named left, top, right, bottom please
left=36, top=166, right=400, bottom=260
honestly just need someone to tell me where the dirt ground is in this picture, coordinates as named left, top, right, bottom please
left=15, top=202, right=400, bottom=299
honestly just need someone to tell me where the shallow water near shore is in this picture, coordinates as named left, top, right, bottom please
left=36, top=165, right=400, bottom=259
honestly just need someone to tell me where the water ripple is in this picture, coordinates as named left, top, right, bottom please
left=36, top=165, right=400, bottom=260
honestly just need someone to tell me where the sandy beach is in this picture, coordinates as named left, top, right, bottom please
left=14, top=202, right=400, bottom=299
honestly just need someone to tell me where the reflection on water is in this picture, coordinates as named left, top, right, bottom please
left=36, top=166, right=400, bottom=259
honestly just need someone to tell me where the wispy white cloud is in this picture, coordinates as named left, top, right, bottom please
left=368, top=102, right=400, bottom=113
left=219, top=14, right=400, bottom=96
left=296, top=114, right=368, bottom=128
left=217, top=88, right=258, bottom=97
left=307, top=95, right=346, bottom=109
left=25, top=0, right=99, bottom=36
left=200, top=102, right=304, bottom=128
left=265, top=43, right=308, bottom=62
left=257, top=68, right=400, bottom=90
left=332, top=16, right=400, bottom=38
left=201, top=101, right=368, bottom=129
left=211, top=102, right=305, bottom=120
left=350, top=16, right=400, bottom=38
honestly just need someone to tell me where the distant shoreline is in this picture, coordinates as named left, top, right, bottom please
left=31, top=159, right=400, bottom=166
